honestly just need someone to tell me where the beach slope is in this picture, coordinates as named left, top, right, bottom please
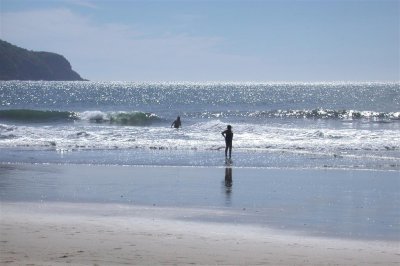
left=1, top=202, right=399, bottom=265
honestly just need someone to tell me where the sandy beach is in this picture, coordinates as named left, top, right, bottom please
left=1, top=202, right=399, bottom=265
left=1, top=163, right=399, bottom=265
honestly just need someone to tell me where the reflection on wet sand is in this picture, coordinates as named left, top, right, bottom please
left=223, top=166, right=233, bottom=205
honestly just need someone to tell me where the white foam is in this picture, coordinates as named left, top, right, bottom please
left=0, top=120, right=398, bottom=159
left=79, top=110, right=108, bottom=121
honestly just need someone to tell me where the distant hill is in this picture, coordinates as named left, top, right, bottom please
left=0, top=40, right=86, bottom=81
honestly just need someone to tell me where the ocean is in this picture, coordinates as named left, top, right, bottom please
left=0, top=81, right=399, bottom=170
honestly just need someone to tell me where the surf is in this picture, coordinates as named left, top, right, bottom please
left=0, top=109, right=163, bottom=125
left=248, top=109, right=400, bottom=121
left=0, top=109, right=77, bottom=122
left=79, top=111, right=162, bottom=125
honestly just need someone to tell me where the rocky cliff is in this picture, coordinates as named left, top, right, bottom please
left=0, top=40, right=85, bottom=81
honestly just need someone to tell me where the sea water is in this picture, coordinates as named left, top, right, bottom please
left=0, top=81, right=399, bottom=170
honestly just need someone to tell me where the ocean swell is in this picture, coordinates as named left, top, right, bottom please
left=186, top=109, right=400, bottom=121
left=79, top=111, right=162, bottom=125
left=250, top=109, right=400, bottom=120
left=0, top=109, right=77, bottom=122
left=0, top=109, right=162, bottom=125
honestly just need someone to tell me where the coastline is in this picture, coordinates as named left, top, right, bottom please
left=1, top=147, right=399, bottom=172
left=1, top=163, right=399, bottom=265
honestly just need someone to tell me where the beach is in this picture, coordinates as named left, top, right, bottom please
left=1, top=0, right=399, bottom=262
left=1, top=163, right=399, bottom=265
left=2, top=202, right=399, bottom=265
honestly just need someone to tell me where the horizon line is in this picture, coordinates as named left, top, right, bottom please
left=2, top=80, right=398, bottom=84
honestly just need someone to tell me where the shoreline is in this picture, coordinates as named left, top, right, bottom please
left=1, top=163, right=399, bottom=265
left=1, top=160, right=399, bottom=173
left=1, top=147, right=399, bottom=171
left=1, top=163, right=399, bottom=240
left=1, top=201, right=399, bottom=265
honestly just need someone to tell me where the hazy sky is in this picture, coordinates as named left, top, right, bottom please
left=1, top=0, right=399, bottom=82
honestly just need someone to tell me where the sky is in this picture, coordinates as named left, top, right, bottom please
left=0, top=0, right=399, bottom=82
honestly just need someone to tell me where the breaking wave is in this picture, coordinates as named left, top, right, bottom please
left=0, top=109, right=162, bottom=125
left=250, top=109, right=400, bottom=120
left=0, top=109, right=77, bottom=122
left=1, top=108, right=398, bottom=124
left=79, top=111, right=162, bottom=125
left=186, top=109, right=400, bottom=121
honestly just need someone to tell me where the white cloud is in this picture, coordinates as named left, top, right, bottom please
left=66, top=0, right=99, bottom=9
left=0, top=8, right=264, bottom=81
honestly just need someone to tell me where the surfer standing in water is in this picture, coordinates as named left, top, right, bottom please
left=221, top=125, right=233, bottom=159
left=171, top=116, right=181, bottom=128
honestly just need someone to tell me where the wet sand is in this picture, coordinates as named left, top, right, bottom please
left=0, top=163, right=399, bottom=265
left=1, top=202, right=399, bottom=265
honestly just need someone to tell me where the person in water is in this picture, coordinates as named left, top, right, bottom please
left=221, top=125, right=233, bottom=159
left=171, top=116, right=181, bottom=128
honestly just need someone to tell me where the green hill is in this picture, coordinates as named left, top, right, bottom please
left=0, top=40, right=85, bottom=81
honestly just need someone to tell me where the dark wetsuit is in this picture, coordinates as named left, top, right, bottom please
left=223, top=130, right=233, bottom=146
left=222, top=129, right=233, bottom=158
left=171, top=118, right=181, bottom=128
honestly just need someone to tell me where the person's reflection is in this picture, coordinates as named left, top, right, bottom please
left=225, top=167, right=232, bottom=189
left=224, top=166, right=233, bottom=205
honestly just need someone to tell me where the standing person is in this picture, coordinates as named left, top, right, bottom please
left=171, top=116, right=181, bottom=128
left=221, top=125, right=233, bottom=159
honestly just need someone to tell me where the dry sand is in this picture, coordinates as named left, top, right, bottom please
left=1, top=202, right=399, bottom=265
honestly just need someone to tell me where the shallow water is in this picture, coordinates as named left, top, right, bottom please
left=1, top=163, right=399, bottom=241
